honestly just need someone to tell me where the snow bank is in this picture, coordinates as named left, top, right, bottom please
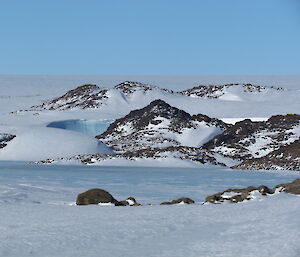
left=0, top=126, right=113, bottom=161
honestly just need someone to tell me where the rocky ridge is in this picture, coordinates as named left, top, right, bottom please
left=179, top=83, right=283, bottom=98
left=30, top=81, right=174, bottom=111
left=25, top=81, right=285, bottom=111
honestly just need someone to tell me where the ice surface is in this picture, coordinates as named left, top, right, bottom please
left=0, top=162, right=299, bottom=257
left=46, top=119, right=113, bottom=136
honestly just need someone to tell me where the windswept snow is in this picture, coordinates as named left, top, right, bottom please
left=0, top=126, right=112, bottom=161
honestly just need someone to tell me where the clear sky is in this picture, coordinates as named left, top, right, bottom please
left=0, top=0, right=299, bottom=75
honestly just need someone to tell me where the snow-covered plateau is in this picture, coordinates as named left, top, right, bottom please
left=0, top=75, right=300, bottom=256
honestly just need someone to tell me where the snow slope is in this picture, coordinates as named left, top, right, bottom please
left=0, top=126, right=112, bottom=161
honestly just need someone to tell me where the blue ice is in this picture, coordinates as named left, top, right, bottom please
left=46, top=119, right=113, bottom=136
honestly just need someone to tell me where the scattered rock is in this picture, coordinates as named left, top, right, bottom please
left=119, top=197, right=141, bottom=206
left=76, top=188, right=123, bottom=206
left=160, top=197, right=195, bottom=205
left=205, top=179, right=300, bottom=204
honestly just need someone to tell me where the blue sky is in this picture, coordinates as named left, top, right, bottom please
left=0, top=0, right=299, bottom=75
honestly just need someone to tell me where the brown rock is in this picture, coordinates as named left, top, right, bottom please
left=119, top=197, right=141, bottom=206
left=76, top=188, right=123, bottom=206
left=160, top=197, right=195, bottom=205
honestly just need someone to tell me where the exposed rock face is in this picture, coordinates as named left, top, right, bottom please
left=160, top=197, right=195, bottom=205
left=0, top=133, right=16, bottom=149
left=76, top=188, right=123, bottom=206
left=180, top=83, right=283, bottom=98
left=119, top=197, right=141, bottom=206
left=205, top=179, right=300, bottom=204
left=203, top=114, right=300, bottom=161
left=233, top=139, right=300, bottom=171
left=97, top=99, right=228, bottom=152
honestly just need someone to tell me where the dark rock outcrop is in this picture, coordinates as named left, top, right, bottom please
left=119, top=197, right=141, bottom=206
left=160, top=197, right=195, bottom=205
left=76, top=188, right=123, bottom=206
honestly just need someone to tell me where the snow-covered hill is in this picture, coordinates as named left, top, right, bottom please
left=0, top=126, right=112, bottom=161
left=1, top=76, right=300, bottom=169
left=233, top=139, right=300, bottom=171
left=29, top=81, right=175, bottom=111
left=203, top=114, right=300, bottom=161
left=97, top=99, right=228, bottom=152
left=180, top=83, right=284, bottom=99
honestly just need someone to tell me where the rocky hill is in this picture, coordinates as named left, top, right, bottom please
left=203, top=114, right=300, bottom=161
left=233, top=139, right=300, bottom=171
left=31, top=84, right=108, bottom=110
left=96, top=99, right=229, bottom=152
left=30, top=81, right=174, bottom=111
left=179, top=83, right=283, bottom=99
